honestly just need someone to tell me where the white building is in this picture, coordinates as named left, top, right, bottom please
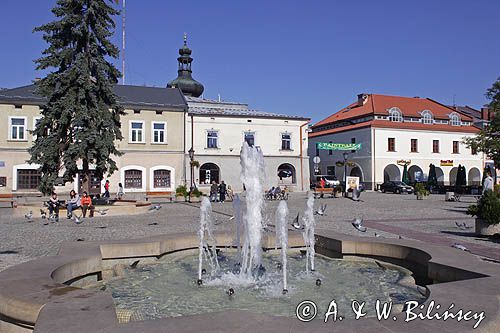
left=185, top=96, right=310, bottom=192
left=309, top=93, right=485, bottom=190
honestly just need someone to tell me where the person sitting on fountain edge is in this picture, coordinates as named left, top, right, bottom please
left=66, top=190, right=81, bottom=219
left=80, top=191, right=95, bottom=218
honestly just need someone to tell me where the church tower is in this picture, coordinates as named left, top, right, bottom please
left=167, top=34, right=204, bottom=97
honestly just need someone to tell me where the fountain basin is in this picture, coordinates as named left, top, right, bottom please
left=0, top=231, right=499, bottom=332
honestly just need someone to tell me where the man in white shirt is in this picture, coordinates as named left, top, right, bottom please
left=482, top=170, right=494, bottom=195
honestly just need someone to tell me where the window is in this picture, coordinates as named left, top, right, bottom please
left=433, top=140, right=440, bottom=153
left=453, top=141, right=460, bottom=154
left=328, top=141, right=333, bottom=155
left=388, top=108, right=403, bottom=122
left=281, top=133, right=291, bottom=150
left=351, top=137, right=356, bottom=153
left=152, top=122, right=166, bottom=144
left=421, top=110, right=433, bottom=124
left=0, top=177, right=6, bottom=187
left=326, top=166, right=336, bottom=176
left=244, top=132, right=255, bottom=147
left=207, top=131, right=218, bottom=148
left=17, top=169, right=41, bottom=190
left=199, top=163, right=220, bottom=184
left=277, top=163, right=296, bottom=184
left=388, top=138, right=396, bottom=152
left=153, top=169, right=171, bottom=188
left=450, top=113, right=461, bottom=126
left=130, top=121, right=144, bottom=143
left=410, top=139, right=418, bottom=153
left=9, top=117, right=26, bottom=140
left=124, top=169, right=142, bottom=188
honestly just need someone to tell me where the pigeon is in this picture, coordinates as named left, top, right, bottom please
left=455, top=222, right=473, bottom=230
left=398, top=235, right=403, bottom=239
left=96, top=226, right=107, bottom=229
left=374, top=232, right=381, bottom=238
left=351, top=218, right=367, bottom=232
left=24, top=211, right=33, bottom=221
left=130, top=260, right=140, bottom=268
left=149, top=204, right=161, bottom=211
left=315, top=203, right=327, bottom=216
left=72, top=214, right=83, bottom=224
left=97, top=208, right=109, bottom=216
left=451, top=243, right=470, bottom=252
left=40, top=209, right=47, bottom=219
left=462, top=222, right=472, bottom=229
left=229, top=216, right=235, bottom=221
left=291, top=213, right=303, bottom=230
left=148, top=222, right=158, bottom=226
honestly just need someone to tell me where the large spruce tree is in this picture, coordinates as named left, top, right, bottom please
left=30, top=0, right=124, bottom=195
left=465, top=77, right=500, bottom=166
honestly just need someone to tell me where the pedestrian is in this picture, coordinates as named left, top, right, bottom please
left=81, top=191, right=95, bottom=218
left=219, top=180, right=227, bottom=203
left=47, top=192, right=60, bottom=222
left=226, top=185, right=234, bottom=201
left=117, top=182, right=124, bottom=200
left=66, top=190, right=81, bottom=219
left=104, top=180, right=110, bottom=198
left=319, top=177, right=326, bottom=189
left=210, top=181, right=218, bottom=202
left=483, top=170, right=494, bottom=195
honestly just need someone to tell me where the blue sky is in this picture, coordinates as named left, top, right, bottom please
left=0, top=0, right=499, bottom=123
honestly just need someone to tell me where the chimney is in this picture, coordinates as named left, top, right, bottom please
left=481, top=106, right=491, bottom=121
left=357, top=93, right=368, bottom=106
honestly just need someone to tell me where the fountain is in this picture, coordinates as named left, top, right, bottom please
left=302, top=192, right=316, bottom=272
left=275, top=200, right=289, bottom=293
left=197, top=197, right=219, bottom=284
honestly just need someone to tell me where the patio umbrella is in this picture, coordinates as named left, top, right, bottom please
left=402, top=164, right=410, bottom=184
left=427, top=164, right=437, bottom=187
left=461, top=165, right=467, bottom=187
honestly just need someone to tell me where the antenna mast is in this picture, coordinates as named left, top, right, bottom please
left=122, top=0, right=126, bottom=84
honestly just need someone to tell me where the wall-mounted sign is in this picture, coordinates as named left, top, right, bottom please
left=313, top=156, right=321, bottom=164
left=397, top=159, right=411, bottom=166
left=440, top=160, right=453, bottom=166
left=346, top=176, right=360, bottom=190
left=317, top=142, right=361, bottom=151
left=0, top=161, right=4, bottom=167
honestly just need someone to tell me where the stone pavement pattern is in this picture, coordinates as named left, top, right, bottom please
left=1, top=192, right=499, bottom=272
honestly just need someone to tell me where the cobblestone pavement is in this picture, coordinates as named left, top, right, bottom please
left=1, top=191, right=499, bottom=272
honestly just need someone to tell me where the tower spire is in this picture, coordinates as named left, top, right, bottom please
left=167, top=35, right=204, bottom=97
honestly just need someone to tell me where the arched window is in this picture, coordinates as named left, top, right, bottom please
left=277, top=163, right=296, bottom=184
left=421, top=110, right=433, bottom=124
left=388, top=108, right=403, bottom=122
left=450, top=113, right=461, bottom=126
left=124, top=169, right=142, bottom=189
left=153, top=169, right=171, bottom=188
left=199, top=163, right=220, bottom=185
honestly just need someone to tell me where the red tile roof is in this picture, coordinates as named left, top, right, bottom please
left=310, top=94, right=478, bottom=137
left=313, top=94, right=474, bottom=128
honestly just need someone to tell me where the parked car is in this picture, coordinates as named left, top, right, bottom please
left=380, top=181, right=414, bottom=194
left=312, top=175, right=340, bottom=188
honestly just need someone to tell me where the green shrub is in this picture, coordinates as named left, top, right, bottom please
left=467, top=190, right=500, bottom=225
left=176, top=185, right=188, bottom=198
left=414, top=183, right=430, bottom=197
left=190, top=188, right=202, bottom=197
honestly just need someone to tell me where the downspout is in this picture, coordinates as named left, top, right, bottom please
left=191, top=113, right=195, bottom=188
left=183, top=110, right=187, bottom=185
left=300, top=120, right=310, bottom=191
left=372, top=127, right=376, bottom=191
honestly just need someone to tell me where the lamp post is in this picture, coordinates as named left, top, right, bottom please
left=343, top=152, right=348, bottom=197
left=188, top=147, right=195, bottom=191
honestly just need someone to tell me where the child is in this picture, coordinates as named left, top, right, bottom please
left=117, top=183, right=124, bottom=200
left=104, top=180, right=110, bottom=198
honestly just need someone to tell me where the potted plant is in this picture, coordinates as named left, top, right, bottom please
left=175, top=185, right=189, bottom=202
left=414, top=183, right=430, bottom=200
left=334, top=185, right=343, bottom=198
left=467, top=190, right=500, bottom=236
left=189, top=188, right=203, bottom=202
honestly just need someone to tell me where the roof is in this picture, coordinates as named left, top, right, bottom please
left=449, top=105, right=482, bottom=120
left=0, top=84, right=187, bottom=110
left=314, top=94, right=474, bottom=128
left=186, top=96, right=310, bottom=121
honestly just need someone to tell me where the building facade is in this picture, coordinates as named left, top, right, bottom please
left=185, top=96, right=310, bottom=193
left=0, top=85, right=187, bottom=195
left=309, top=93, right=484, bottom=190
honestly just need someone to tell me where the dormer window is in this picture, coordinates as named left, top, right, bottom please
left=421, top=110, right=433, bottom=124
left=449, top=113, right=461, bottom=126
left=388, top=107, right=403, bottom=122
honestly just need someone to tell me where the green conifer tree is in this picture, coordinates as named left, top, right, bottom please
left=29, top=0, right=124, bottom=195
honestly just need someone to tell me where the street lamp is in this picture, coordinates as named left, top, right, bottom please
left=188, top=147, right=195, bottom=191
left=343, top=152, right=348, bottom=197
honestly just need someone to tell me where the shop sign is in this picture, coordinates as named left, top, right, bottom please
left=317, top=142, right=361, bottom=151
left=440, top=160, right=453, bottom=166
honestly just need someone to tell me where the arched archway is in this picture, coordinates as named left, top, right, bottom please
left=435, top=167, right=444, bottom=185
left=468, top=167, right=481, bottom=186
left=199, top=163, right=220, bottom=185
left=408, top=165, right=424, bottom=183
left=277, top=163, right=296, bottom=184
left=383, top=164, right=400, bottom=182
left=350, top=165, right=364, bottom=181
left=449, top=167, right=459, bottom=186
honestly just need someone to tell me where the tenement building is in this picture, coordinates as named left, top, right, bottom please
left=308, top=93, right=485, bottom=190
left=0, top=36, right=310, bottom=196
